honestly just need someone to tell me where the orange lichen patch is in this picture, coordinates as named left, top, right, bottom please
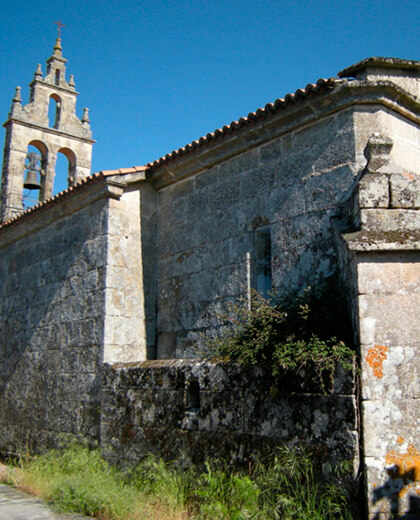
left=397, top=436, right=405, bottom=444
left=366, top=345, right=388, bottom=378
left=402, top=171, right=414, bottom=181
left=385, top=444, right=420, bottom=497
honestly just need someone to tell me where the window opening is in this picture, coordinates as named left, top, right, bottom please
left=255, top=227, right=272, bottom=298
left=48, top=94, right=61, bottom=129
left=55, top=69, right=61, bottom=86
left=22, top=144, right=45, bottom=209
left=186, top=379, right=200, bottom=413
left=54, top=148, right=76, bottom=195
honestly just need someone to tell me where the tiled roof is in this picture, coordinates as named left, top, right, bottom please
left=100, top=166, right=147, bottom=175
left=0, top=172, right=106, bottom=230
left=0, top=76, right=337, bottom=229
left=0, top=166, right=147, bottom=230
left=147, top=77, right=337, bottom=171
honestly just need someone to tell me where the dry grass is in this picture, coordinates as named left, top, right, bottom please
left=0, top=456, right=192, bottom=520
left=1, top=445, right=354, bottom=520
left=0, top=463, right=9, bottom=482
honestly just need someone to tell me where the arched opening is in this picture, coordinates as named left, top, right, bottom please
left=54, top=148, right=76, bottom=195
left=48, top=94, right=61, bottom=129
left=22, top=142, right=47, bottom=209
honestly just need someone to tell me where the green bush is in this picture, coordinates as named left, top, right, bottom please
left=210, top=284, right=355, bottom=392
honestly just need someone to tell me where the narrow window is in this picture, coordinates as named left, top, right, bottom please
left=56, top=148, right=77, bottom=194
left=48, top=94, right=61, bottom=129
left=255, top=227, right=272, bottom=298
left=186, top=379, right=200, bottom=413
left=55, top=69, right=61, bottom=86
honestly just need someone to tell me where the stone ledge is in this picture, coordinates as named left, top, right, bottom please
left=338, top=57, right=420, bottom=78
left=343, top=229, right=420, bottom=251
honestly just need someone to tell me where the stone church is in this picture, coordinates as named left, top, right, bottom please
left=0, top=38, right=419, bottom=518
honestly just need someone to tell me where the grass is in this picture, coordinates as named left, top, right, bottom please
left=0, top=443, right=356, bottom=520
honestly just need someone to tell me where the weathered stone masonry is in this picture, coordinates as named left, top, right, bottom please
left=101, top=360, right=357, bottom=470
left=0, top=54, right=419, bottom=519
left=339, top=132, right=420, bottom=518
left=0, top=37, right=93, bottom=222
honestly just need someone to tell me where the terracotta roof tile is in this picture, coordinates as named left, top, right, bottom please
left=0, top=172, right=106, bottom=230
left=100, top=166, right=147, bottom=175
left=0, top=165, right=149, bottom=230
left=147, top=77, right=336, bottom=171
left=0, top=77, right=336, bottom=229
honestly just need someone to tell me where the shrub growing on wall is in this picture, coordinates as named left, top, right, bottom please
left=211, top=280, right=355, bottom=392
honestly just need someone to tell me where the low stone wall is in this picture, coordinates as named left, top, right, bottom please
left=101, top=359, right=359, bottom=472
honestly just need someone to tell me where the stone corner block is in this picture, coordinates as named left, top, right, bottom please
left=358, top=174, right=389, bottom=209
left=390, top=173, right=420, bottom=209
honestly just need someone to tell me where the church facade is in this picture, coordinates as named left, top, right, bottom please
left=0, top=41, right=419, bottom=518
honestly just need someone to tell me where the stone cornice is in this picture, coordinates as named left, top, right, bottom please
left=149, top=80, right=420, bottom=190
left=29, top=77, right=79, bottom=96
left=342, top=229, right=420, bottom=251
left=338, top=57, right=420, bottom=78
left=2, top=118, right=96, bottom=144
left=0, top=178, right=125, bottom=247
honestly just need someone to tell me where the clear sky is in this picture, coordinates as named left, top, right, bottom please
left=0, top=0, right=418, bottom=192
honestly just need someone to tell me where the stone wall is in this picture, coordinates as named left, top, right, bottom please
left=103, top=187, right=146, bottom=363
left=155, top=108, right=359, bottom=358
left=357, top=252, right=419, bottom=519
left=339, top=134, right=420, bottom=519
left=101, top=359, right=358, bottom=472
left=0, top=185, right=110, bottom=454
left=0, top=57, right=419, bottom=519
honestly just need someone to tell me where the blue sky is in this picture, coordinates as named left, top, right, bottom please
left=0, top=0, right=418, bottom=193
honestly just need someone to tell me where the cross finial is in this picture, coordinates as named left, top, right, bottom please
left=54, top=20, right=65, bottom=38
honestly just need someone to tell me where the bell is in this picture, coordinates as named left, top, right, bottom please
left=23, top=169, right=42, bottom=190
left=24, top=151, right=42, bottom=190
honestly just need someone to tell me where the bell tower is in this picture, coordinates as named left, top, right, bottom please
left=0, top=36, right=94, bottom=222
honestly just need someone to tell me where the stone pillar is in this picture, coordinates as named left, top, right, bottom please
left=341, top=134, right=420, bottom=519
left=0, top=131, right=26, bottom=221
left=41, top=150, right=57, bottom=200
left=102, top=180, right=158, bottom=363
left=139, top=182, right=158, bottom=358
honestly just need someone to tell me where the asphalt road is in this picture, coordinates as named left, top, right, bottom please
left=0, top=484, right=91, bottom=520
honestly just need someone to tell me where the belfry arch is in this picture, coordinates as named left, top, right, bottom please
left=56, top=147, right=76, bottom=192
left=48, top=94, right=61, bottom=129
left=22, top=141, right=48, bottom=207
left=0, top=37, right=94, bottom=222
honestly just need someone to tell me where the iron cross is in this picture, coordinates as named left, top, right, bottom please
left=54, top=20, right=65, bottom=38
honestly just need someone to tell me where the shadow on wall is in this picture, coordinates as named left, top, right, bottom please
left=0, top=203, right=106, bottom=454
left=372, top=469, right=420, bottom=519
left=156, top=113, right=358, bottom=357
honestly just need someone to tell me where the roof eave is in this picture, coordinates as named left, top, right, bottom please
left=338, top=57, right=420, bottom=78
left=148, top=79, right=420, bottom=190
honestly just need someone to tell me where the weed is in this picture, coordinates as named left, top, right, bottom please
left=209, top=284, right=355, bottom=392
left=0, top=443, right=356, bottom=519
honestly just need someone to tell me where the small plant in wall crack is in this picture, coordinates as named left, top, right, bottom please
left=209, top=281, right=355, bottom=392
